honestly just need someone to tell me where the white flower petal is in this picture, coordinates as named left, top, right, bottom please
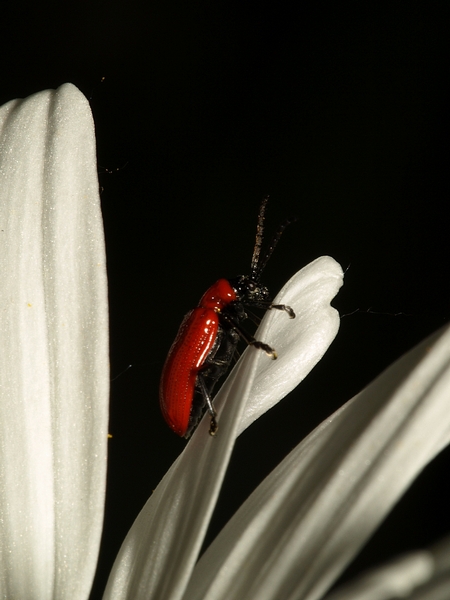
left=103, top=258, right=342, bottom=600
left=184, top=324, right=450, bottom=600
left=0, top=85, right=109, bottom=599
left=236, top=255, right=343, bottom=434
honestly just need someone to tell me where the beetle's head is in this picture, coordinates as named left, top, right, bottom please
left=229, top=275, right=270, bottom=305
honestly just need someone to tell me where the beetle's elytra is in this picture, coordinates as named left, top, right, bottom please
left=159, top=197, right=295, bottom=438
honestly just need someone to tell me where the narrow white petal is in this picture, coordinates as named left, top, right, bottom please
left=185, top=324, right=450, bottom=600
left=0, top=84, right=109, bottom=599
left=103, top=258, right=342, bottom=600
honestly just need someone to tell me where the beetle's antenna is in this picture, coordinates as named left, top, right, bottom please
left=253, top=215, right=298, bottom=282
left=250, top=196, right=269, bottom=280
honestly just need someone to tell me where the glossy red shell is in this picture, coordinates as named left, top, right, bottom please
left=159, top=279, right=237, bottom=436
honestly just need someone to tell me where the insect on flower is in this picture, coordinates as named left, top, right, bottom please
left=159, top=197, right=296, bottom=438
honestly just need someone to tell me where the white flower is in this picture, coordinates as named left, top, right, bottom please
left=2, top=85, right=450, bottom=600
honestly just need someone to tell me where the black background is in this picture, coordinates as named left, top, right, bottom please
left=2, top=3, right=450, bottom=598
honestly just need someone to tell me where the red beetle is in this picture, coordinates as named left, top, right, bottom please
left=159, top=198, right=295, bottom=438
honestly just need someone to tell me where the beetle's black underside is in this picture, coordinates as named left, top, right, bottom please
left=185, top=323, right=239, bottom=439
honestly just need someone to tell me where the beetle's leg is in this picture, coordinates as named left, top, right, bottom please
left=253, top=300, right=295, bottom=319
left=269, top=303, right=295, bottom=318
left=220, top=313, right=277, bottom=359
left=197, top=373, right=218, bottom=436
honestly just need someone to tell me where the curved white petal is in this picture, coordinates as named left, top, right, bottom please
left=103, top=258, right=342, bottom=600
left=0, top=85, right=109, bottom=599
left=236, top=255, right=342, bottom=434
left=184, top=324, right=450, bottom=600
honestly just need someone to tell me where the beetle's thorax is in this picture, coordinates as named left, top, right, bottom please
left=198, top=278, right=237, bottom=312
